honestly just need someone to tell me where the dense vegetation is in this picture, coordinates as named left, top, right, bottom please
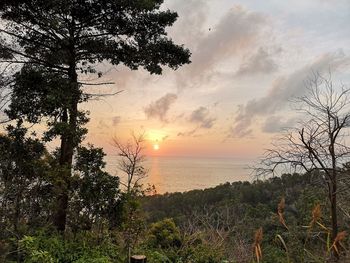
left=1, top=161, right=350, bottom=262
left=142, top=173, right=350, bottom=262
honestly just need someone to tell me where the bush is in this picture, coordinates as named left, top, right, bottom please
left=148, top=219, right=181, bottom=249
left=18, top=230, right=122, bottom=263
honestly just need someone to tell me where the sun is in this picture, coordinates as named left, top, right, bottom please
left=153, top=144, right=160, bottom=151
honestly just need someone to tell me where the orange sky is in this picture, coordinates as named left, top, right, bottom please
left=77, top=1, right=350, bottom=159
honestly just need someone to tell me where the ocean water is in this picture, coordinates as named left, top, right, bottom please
left=105, top=155, right=253, bottom=194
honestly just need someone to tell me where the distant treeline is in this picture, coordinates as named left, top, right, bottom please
left=144, top=173, right=323, bottom=225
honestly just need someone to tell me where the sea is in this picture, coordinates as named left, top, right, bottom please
left=105, top=155, right=254, bottom=194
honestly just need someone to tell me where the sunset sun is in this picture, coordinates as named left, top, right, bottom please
left=153, top=144, right=160, bottom=151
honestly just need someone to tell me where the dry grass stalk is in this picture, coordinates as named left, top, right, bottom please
left=277, top=198, right=289, bottom=230
left=310, top=204, right=321, bottom=227
left=308, top=204, right=329, bottom=232
left=330, top=231, right=347, bottom=255
left=253, top=227, right=263, bottom=263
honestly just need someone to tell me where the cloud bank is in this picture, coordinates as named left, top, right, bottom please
left=230, top=51, right=349, bottom=137
left=175, top=5, right=270, bottom=88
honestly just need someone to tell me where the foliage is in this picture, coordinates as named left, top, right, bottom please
left=69, top=145, right=121, bottom=230
left=0, top=123, right=52, bottom=235
left=148, top=218, right=181, bottom=249
left=18, top=231, right=122, bottom=263
left=0, top=126, right=124, bottom=262
left=135, top=218, right=224, bottom=263
left=19, top=236, right=54, bottom=263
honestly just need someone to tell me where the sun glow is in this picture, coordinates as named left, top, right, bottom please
left=153, top=144, right=160, bottom=151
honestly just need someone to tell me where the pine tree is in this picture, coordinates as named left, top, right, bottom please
left=0, top=0, right=190, bottom=231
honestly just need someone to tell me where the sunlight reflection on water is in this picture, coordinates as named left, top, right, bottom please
left=105, top=155, right=253, bottom=194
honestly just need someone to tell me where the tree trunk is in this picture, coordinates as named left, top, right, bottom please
left=331, top=176, right=339, bottom=259
left=53, top=60, right=79, bottom=231
left=331, top=182, right=338, bottom=241
left=14, top=192, right=20, bottom=263
left=130, top=255, right=147, bottom=263
left=329, top=138, right=339, bottom=259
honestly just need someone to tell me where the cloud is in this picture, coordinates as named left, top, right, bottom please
left=227, top=124, right=253, bottom=138
left=230, top=51, right=349, bottom=137
left=261, top=116, right=298, bottom=133
left=236, top=47, right=280, bottom=76
left=165, top=0, right=208, bottom=47
left=144, top=93, right=178, bottom=122
left=177, top=106, right=216, bottom=137
left=189, top=106, right=216, bottom=129
left=177, top=129, right=197, bottom=137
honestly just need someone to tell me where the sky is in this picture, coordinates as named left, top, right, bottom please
left=81, top=0, right=350, bottom=159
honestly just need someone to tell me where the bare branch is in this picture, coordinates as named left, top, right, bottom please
left=113, top=132, right=147, bottom=194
